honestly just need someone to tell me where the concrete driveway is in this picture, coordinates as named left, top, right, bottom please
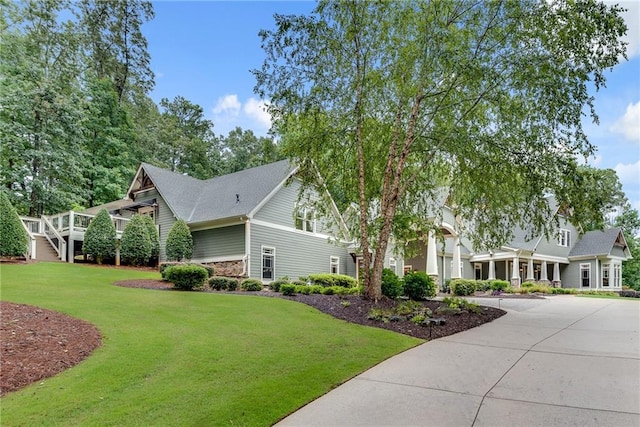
left=277, top=296, right=640, bottom=426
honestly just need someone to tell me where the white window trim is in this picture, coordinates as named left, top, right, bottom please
left=602, top=263, right=610, bottom=287
left=389, top=257, right=397, bottom=275
left=295, top=205, right=316, bottom=233
left=261, top=246, right=275, bottom=282
left=558, top=229, right=571, bottom=247
left=330, top=256, right=340, bottom=274
left=580, top=263, right=591, bottom=288
left=474, top=263, right=482, bottom=280
left=613, top=263, right=621, bottom=288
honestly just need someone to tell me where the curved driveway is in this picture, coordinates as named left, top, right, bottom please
left=277, top=296, right=640, bottom=426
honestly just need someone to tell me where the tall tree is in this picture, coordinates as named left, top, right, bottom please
left=1, top=0, right=87, bottom=216
left=254, top=0, right=627, bottom=300
left=78, top=0, right=154, bottom=102
left=613, top=204, right=640, bottom=290
left=220, top=127, right=281, bottom=174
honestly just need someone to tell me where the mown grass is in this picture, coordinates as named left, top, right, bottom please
left=0, top=263, right=421, bottom=426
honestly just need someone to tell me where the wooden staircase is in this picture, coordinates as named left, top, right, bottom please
left=34, top=236, right=62, bottom=262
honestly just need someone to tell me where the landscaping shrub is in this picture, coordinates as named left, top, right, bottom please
left=381, top=268, right=403, bottom=299
left=475, top=280, right=491, bottom=292
left=403, top=271, right=436, bottom=300
left=120, top=214, right=152, bottom=266
left=141, top=214, right=160, bottom=264
left=620, top=290, right=640, bottom=298
left=160, top=262, right=212, bottom=280
left=295, top=285, right=311, bottom=295
left=489, top=280, right=509, bottom=291
left=522, top=281, right=535, bottom=288
left=0, top=191, right=28, bottom=257
left=550, top=287, right=576, bottom=294
left=280, top=283, right=296, bottom=296
left=241, top=278, right=264, bottom=291
left=308, top=273, right=357, bottom=288
left=309, top=285, right=324, bottom=294
left=270, top=278, right=290, bottom=292
left=165, top=219, right=193, bottom=261
left=164, top=265, right=208, bottom=290
left=450, top=279, right=476, bottom=296
left=82, top=208, right=116, bottom=264
left=209, top=276, right=238, bottom=291
left=441, top=279, right=451, bottom=294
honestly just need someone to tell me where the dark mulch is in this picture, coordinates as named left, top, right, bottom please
left=1, top=302, right=102, bottom=396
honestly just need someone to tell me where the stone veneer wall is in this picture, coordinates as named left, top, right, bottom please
left=205, top=260, right=245, bottom=278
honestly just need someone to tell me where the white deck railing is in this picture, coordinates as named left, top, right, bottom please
left=42, top=216, right=67, bottom=262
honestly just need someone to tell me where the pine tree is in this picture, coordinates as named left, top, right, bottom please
left=82, top=209, right=116, bottom=264
left=0, top=191, right=28, bottom=257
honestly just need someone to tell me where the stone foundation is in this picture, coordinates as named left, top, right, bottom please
left=204, top=260, right=245, bottom=278
left=510, top=278, right=521, bottom=288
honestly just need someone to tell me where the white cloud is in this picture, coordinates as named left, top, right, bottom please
left=615, top=159, right=640, bottom=187
left=605, top=1, right=640, bottom=59
left=212, top=94, right=241, bottom=116
left=243, top=98, right=272, bottom=130
left=610, top=101, right=640, bottom=142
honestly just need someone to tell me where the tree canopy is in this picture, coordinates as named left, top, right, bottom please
left=254, top=0, right=628, bottom=300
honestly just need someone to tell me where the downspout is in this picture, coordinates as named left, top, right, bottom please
left=243, top=217, right=251, bottom=277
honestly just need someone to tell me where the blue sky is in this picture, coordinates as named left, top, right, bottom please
left=144, top=1, right=639, bottom=211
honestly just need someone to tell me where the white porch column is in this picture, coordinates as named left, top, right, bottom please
left=67, top=237, right=75, bottom=263
left=488, top=259, right=496, bottom=280
left=511, top=256, right=520, bottom=287
left=451, top=237, right=462, bottom=279
left=553, top=262, right=561, bottom=287
left=426, top=231, right=439, bottom=283
left=526, top=258, right=534, bottom=281
left=505, top=260, right=510, bottom=281
left=540, top=260, right=548, bottom=282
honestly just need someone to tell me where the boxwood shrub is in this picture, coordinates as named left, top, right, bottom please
left=164, top=265, right=208, bottom=290
left=208, top=276, right=239, bottom=291
left=280, top=283, right=296, bottom=296
left=620, top=290, right=640, bottom=298
left=308, top=273, right=357, bottom=288
left=160, top=262, right=213, bottom=280
left=241, top=278, right=264, bottom=291
left=381, top=268, right=403, bottom=299
left=450, top=279, right=476, bottom=296
left=403, top=271, right=436, bottom=300
left=270, top=278, right=290, bottom=292
left=489, top=280, right=510, bottom=291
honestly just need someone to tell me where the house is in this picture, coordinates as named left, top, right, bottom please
left=82, top=160, right=400, bottom=282
left=404, top=198, right=631, bottom=290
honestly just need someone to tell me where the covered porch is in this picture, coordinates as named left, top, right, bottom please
left=469, top=252, right=568, bottom=287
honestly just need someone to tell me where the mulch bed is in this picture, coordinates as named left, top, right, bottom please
left=1, top=302, right=102, bottom=396
left=2, top=277, right=508, bottom=397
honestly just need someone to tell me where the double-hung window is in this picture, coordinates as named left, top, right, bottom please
left=295, top=206, right=315, bottom=233
left=558, top=229, right=571, bottom=247
left=262, top=247, right=275, bottom=281
left=330, top=256, right=340, bottom=274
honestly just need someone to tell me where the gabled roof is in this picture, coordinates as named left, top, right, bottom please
left=134, top=160, right=296, bottom=224
left=569, top=228, right=630, bottom=258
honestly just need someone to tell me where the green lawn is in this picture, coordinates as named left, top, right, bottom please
left=0, top=263, right=421, bottom=426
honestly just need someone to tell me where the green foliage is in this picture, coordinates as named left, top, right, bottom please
left=475, top=280, right=491, bottom=292
left=450, top=279, right=476, bottom=297
left=120, top=214, right=152, bottom=266
left=270, top=277, right=290, bottom=292
left=0, top=191, right=28, bottom=257
left=280, top=283, right=296, bottom=296
left=403, top=271, right=436, bottom=300
left=619, top=290, right=640, bottom=298
left=489, top=280, right=510, bottom=291
left=442, top=297, right=481, bottom=314
left=295, top=285, right=312, bottom=295
left=241, top=279, right=264, bottom=291
left=309, top=285, right=324, bottom=294
left=614, top=205, right=640, bottom=291
left=159, top=262, right=212, bottom=279
left=82, top=209, right=116, bottom=264
left=165, top=220, right=193, bottom=261
left=141, top=214, right=160, bottom=261
left=208, top=276, right=239, bottom=291
left=164, top=265, right=208, bottom=290
left=381, top=268, right=403, bottom=299
left=254, top=0, right=627, bottom=300
left=308, top=273, right=358, bottom=288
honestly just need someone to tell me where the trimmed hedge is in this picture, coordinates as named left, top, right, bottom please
left=381, top=268, right=403, bottom=299
left=0, top=191, right=28, bottom=257
left=241, top=278, right=264, bottom=291
left=164, top=265, right=208, bottom=290
left=120, top=214, right=151, bottom=266
left=82, top=208, right=116, bottom=264
left=489, top=280, right=510, bottom=291
left=450, top=279, right=476, bottom=296
left=160, top=262, right=213, bottom=280
left=141, top=214, right=160, bottom=261
left=165, top=219, right=193, bottom=261
left=209, top=276, right=239, bottom=291
left=270, top=278, right=290, bottom=292
left=403, top=271, right=436, bottom=300
left=308, top=273, right=357, bottom=288
left=280, top=283, right=296, bottom=296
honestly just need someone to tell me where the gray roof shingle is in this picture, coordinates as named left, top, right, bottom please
left=569, top=228, right=623, bottom=258
left=141, top=160, right=295, bottom=224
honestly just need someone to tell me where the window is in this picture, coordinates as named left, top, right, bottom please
left=389, top=257, right=397, bottom=275
left=614, top=264, right=621, bottom=287
left=295, top=206, right=315, bottom=233
left=330, top=256, right=340, bottom=274
left=262, top=247, right=275, bottom=281
left=602, top=264, right=610, bottom=287
left=558, top=229, right=571, bottom=247
left=580, top=263, right=590, bottom=288
left=474, top=263, right=482, bottom=280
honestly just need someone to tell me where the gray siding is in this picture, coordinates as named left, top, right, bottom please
left=192, top=225, right=245, bottom=261
left=249, top=223, right=352, bottom=281
left=132, top=189, right=175, bottom=261
left=562, top=260, right=595, bottom=289
left=611, top=246, right=626, bottom=258
left=535, top=218, right=579, bottom=258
